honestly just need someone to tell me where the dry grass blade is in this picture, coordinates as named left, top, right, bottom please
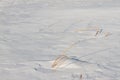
left=52, top=55, right=66, bottom=67
left=95, top=29, right=103, bottom=36
left=104, top=32, right=111, bottom=37
left=51, top=55, right=69, bottom=69
left=61, top=43, right=76, bottom=55
left=75, top=26, right=99, bottom=32
left=52, top=39, right=82, bottom=69
left=95, top=30, right=99, bottom=36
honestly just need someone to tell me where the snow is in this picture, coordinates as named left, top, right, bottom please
left=0, top=0, right=120, bottom=80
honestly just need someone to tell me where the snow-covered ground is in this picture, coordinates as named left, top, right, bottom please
left=0, top=0, right=120, bottom=80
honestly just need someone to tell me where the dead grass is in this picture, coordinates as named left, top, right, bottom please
left=104, top=32, right=112, bottom=37
left=52, top=26, right=111, bottom=69
left=51, top=55, right=69, bottom=69
left=95, top=29, right=103, bottom=36
left=75, top=26, right=100, bottom=32
left=75, top=26, right=111, bottom=37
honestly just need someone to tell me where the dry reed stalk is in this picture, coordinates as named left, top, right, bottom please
left=52, top=26, right=101, bottom=69
left=75, top=27, right=99, bottom=32
left=52, top=55, right=66, bottom=67
left=52, top=39, right=82, bottom=69
left=61, top=43, right=76, bottom=55
left=51, top=55, right=69, bottom=68
left=53, top=56, right=69, bottom=69
left=51, top=40, right=78, bottom=69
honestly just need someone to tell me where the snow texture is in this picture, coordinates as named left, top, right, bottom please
left=0, top=0, right=120, bottom=80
